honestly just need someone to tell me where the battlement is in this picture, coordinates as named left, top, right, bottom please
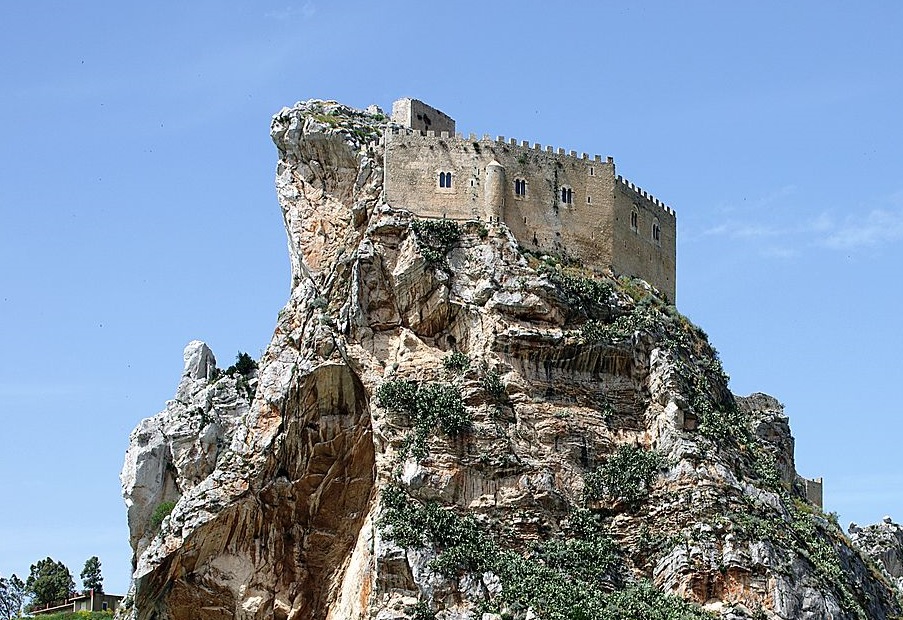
left=385, top=125, right=617, bottom=170
left=381, top=98, right=677, bottom=301
left=616, top=175, right=675, bottom=218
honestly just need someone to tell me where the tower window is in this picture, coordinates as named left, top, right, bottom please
left=652, top=221, right=661, bottom=244
left=514, top=178, right=527, bottom=196
left=560, top=186, right=573, bottom=204
left=589, top=166, right=595, bottom=176
left=586, top=196, right=592, bottom=204
left=630, top=209, right=639, bottom=232
left=438, top=171, right=452, bottom=188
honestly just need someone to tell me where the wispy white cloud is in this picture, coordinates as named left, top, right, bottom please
left=704, top=223, right=786, bottom=239
left=697, top=186, right=903, bottom=256
left=696, top=186, right=805, bottom=257
left=819, top=207, right=903, bottom=249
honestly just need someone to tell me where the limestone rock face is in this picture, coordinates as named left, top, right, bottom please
left=120, top=101, right=903, bottom=620
left=121, top=340, right=255, bottom=561
left=850, top=518, right=903, bottom=593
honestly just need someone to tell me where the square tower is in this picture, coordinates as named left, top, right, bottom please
left=391, top=98, right=455, bottom=135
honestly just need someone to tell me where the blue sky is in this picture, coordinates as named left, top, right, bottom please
left=2, top=1, right=902, bottom=595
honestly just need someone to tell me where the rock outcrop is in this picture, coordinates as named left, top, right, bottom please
left=850, top=517, right=903, bottom=593
left=120, top=100, right=903, bottom=620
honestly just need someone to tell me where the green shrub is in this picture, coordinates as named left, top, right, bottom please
left=407, top=601, right=436, bottom=620
left=584, top=445, right=665, bottom=504
left=150, top=500, right=176, bottom=530
left=602, top=582, right=714, bottom=619
left=540, top=266, right=614, bottom=319
left=375, top=379, right=419, bottom=414
left=411, top=218, right=462, bottom=265
left=376, top=380, right=470, bottom=457
left=226, top=351, right=257, bottom=376
left=532, top=537, right=621, bottom=587
left=379, top=488, right=710, bottom=620
left=443, top=351, right=470, bottom=374
left=380, top=486, right=488, bottom=574
left=580, top=309, right=656, bottom=344
left=481, top=369, right=506, bottom=402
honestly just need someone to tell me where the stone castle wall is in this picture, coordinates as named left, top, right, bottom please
left=613, top=178, right=677, bottom=302
left=390, top=98, right=456, bottom=135
left=382, top=127, right=677, bottom=300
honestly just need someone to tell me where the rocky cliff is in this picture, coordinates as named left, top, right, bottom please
left=120, top=100, right=903, bottom=620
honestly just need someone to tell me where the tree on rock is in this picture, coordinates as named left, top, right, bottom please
left=0, top=574, right=26, bottom=620
left=25, top=557, right=74, bottom=607
left=80, top=556, right=103, bottom=593
left=226, top=351, right=257, bottom=376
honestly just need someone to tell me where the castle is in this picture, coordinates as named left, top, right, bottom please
left=384, top=98, right=677, bottom=301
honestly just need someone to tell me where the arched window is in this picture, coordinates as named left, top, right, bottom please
left=438, top=171, right=452, bottom=188
left=560, top=186, right=573, bottom=205
left=630, top=208, right=639, bottom=232
left=652, top=219, right=661, bottom=244
left=515, top=178, right=526, bottom=196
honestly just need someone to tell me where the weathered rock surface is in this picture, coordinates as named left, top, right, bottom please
left=850, top=517, right=903, bottom=593
left=120, top=100, right=903, bottom=620
left=121, top=341, right=255, bottom=561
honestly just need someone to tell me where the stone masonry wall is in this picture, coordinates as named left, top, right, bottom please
left=390, top=98, right=456, bottom=135
left=612, top=179, right=677, bottom=301
left=383, top=127, right=676, bottom=300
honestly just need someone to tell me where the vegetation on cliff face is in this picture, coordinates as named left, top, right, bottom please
left=372, top=231, right=899, bottom=619
left=583, top=444, right=666, bottom=505
left=442, top=351, right=470, bottom=374
left=124, top=100, right=902, bottom=620
left=373, top=260, right=725, bottom=619
left=381, top=486, right=711, bottom=620
left=149, top=501, right=176, bottom=531
left=376, top=379, right=470, bottom=458
left=411, top=218, right=462, bottom=266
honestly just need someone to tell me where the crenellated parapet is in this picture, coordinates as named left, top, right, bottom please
left=383, top=125, right=618, bottom=171
left=616, top=175, right=675, bottom=218
left=381, top=100, right=677, bottom=301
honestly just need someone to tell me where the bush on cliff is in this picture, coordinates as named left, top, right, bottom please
left=150, top=501, right=176, bottom=530
left=584, top=445, right=665, bottom=505
left=376, top=380, right=470, bottom=457
left=411, top=218, right=461, bottom=265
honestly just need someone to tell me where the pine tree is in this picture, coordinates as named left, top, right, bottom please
left=80, top=556, right=103, bottom=594
left=25, top=557, right=73, bottom=607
